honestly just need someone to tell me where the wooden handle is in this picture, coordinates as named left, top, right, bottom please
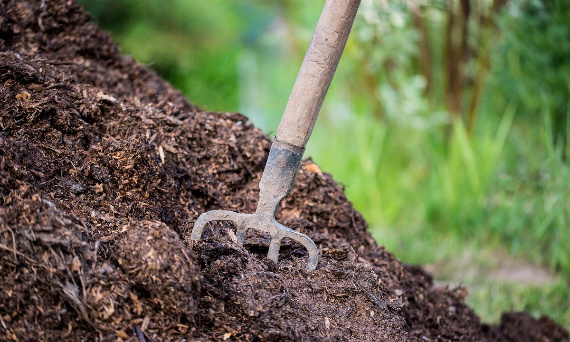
left=275, top=0, right=360, bottom=148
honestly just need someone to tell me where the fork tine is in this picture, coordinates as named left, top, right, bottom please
left=191, top=210, right=246, bottom=240
left=267, top=236, right=282, bottom=264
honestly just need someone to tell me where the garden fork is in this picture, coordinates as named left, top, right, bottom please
left=191, top=0, right=361, bottom=270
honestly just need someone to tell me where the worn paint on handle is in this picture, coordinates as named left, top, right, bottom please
left=276, top=0, right=361, bottom=148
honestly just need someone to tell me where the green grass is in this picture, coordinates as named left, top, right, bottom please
left=468, top=279, right=570, bottom=327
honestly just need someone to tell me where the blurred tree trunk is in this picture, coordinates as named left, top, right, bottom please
left=434, top=0, right=508, bottom=137
left=444, top=0, right=470, bottom=122
left=466, top=0, right=506, bottom=134
left=409, top=1, right=433, bottom=98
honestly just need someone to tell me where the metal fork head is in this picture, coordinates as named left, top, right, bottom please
left=191, top=140, right=319, bottom=270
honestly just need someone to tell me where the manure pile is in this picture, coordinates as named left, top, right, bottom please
left=0, top=1, right=568, bottom=341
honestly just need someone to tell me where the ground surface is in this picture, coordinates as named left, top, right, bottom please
left=0, top=1, right=568, bottom=341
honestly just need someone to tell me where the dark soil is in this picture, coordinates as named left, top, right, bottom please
left=0, top=1, right=568, bottom=341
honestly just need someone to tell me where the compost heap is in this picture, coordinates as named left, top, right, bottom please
left=0, top=1, right=568, bottom=341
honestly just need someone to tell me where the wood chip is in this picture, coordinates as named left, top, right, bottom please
left=305, top=163, right=323, bottom=176
left=158, top=145, right=165, bottom=164
left=116, top=330, right=129, bottom=339
left=96, top=91, right=116, bottom=103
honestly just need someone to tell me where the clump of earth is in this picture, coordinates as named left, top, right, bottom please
left=0, top=1, right=568, bottom=341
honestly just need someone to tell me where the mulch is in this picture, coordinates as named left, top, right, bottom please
left=0, top=1, right=568, bottom=341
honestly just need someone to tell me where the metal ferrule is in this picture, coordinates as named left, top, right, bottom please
left=256, top=139, right=304, bottom=215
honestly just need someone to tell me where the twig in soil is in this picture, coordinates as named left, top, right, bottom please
left=45, top=82, right=74, bottom=90
left=1, top=226, right=18, bottom=260
left=0, top=311, right=7, bottom=330
left=180, top=247, right=192, bottom=263
left=134, top=324, right=156, bottom=342
left=0, top=242, right=33, bottom=262
left=39, top=143, right=62, bottom=154
left=134, top=325, right=146, bottom=342
left=365, top=291, right=387, bottom=311
left=69, top=160, right=78, bottom=174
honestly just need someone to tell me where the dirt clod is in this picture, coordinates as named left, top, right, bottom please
left=114, top=220, right=201, bottom=319
left=1, top=0, right=568, bottom=341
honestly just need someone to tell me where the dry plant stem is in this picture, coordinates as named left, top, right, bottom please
left=0, top=242, right=25, bottom=258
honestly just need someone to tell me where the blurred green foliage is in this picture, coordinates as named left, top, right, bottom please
left=77, top=0, right=569, bottom=329
left=491, top=0, right=570, bottom=151
left=82, top=0, right=276, bottom=111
